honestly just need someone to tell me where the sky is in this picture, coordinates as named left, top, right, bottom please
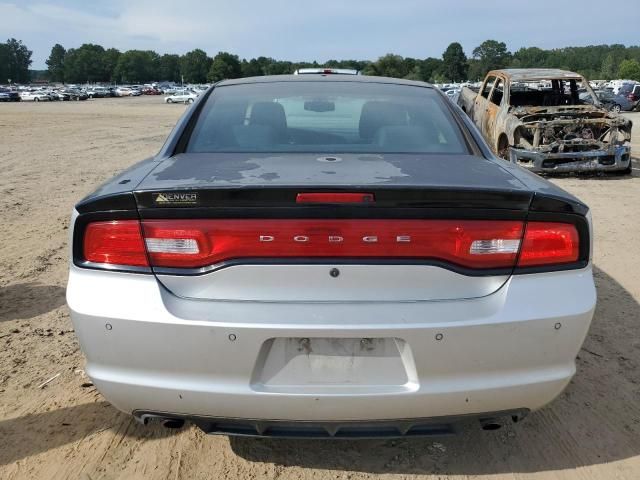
left=2, top=0, right=638, bottom=69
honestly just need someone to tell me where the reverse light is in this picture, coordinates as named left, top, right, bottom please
left=470, top=239, right=521, bottom=255
left=145, top=238, right=199, bottom=254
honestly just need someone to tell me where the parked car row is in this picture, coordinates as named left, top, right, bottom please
left=19, top=89, right=89, bottom=101
left=0, top=83, right=211, bottom=103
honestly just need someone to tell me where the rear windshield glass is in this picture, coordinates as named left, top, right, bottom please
left=186, top=81, right=469, bottom=154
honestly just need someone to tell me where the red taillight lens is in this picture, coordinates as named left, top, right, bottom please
left=296, top=193, right=375, bottom=204
left=140, top=219, right=524, bottom=269
left=517, top=222, right=579, bottom=267
left=83, top=220, right=149, bottom=267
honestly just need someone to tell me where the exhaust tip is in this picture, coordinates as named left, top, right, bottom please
left=480, top=420, right=502, bottom=431
left=162, top=418, right=186, bottom=429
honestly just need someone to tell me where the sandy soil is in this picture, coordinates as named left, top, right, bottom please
left=0, top=96, right=639, bottom=480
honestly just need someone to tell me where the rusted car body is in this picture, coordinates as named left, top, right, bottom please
left=458, top=69, right=632, bottom=174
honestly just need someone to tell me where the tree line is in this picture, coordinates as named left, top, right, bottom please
left=43, top=40, right=640, bottom=84
left=44, top=43, right=371, bottom=84
left=3, top=37, right=640, bottom=85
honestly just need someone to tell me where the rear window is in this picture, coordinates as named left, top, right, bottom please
left=510, top=78, right=587, bottom=107
left=186, top=81, right=469, bottom=154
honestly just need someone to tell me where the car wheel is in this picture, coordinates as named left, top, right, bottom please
left=34, top=97, right=39, bottom=102
left=610, top=104, right=621, bottom=113
left=187, top=98, right=194, bottom=104
left=167, top=98, right=173, bottom=104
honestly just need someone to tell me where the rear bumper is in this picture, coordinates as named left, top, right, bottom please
left=510, top=144, right=631, bottom=172
left=134, top=409, right=529, bottom=438
left=67, top=265, right=595, bottom=424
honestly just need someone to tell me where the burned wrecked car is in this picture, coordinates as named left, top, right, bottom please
left=458, top=69, right=632, bottom=174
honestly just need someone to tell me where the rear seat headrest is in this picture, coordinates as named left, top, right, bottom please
left=359, top=101, right=407, bottom=140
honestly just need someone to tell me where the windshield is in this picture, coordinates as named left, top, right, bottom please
left=186, top=81, right=469, bottom=154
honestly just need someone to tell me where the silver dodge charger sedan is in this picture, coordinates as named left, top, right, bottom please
left=67, top=74, right=596, bottom=438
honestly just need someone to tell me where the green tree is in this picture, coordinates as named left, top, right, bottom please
left=114, top=50, right=159, bottom=83
left=600, top=53, right=617, bottom=79
left=103, top=48, right=121, bottom=82
left=46, top=44, right=66, bottom=83
left=0, top=43, right=9, bottom=84
left=472, top=40, right=511, bottom=77
left=466, top=59, right=484, bottom=81
left=442, top=42, right=467, bottom=82
left=180, top=49, right=211, bottom=83
left=4, top=38, right=32, bottom=83
left=64, top=44, right=106, bottom=83
left=241, top=58, right=264, bottom=77
left=618, top=59, right=640, bottom=81
left=207, top=51, right=242, bottom=82
left=325, top=59, right=370, bottom=72
left=260, top=58, right=292, bottom=75
left=419, top=57, right=443, bottom=82
left=511, top=47, right=547, bottom=68
left=363, top=54, right=408, bottom=78
left=403, top=66, right=423, bottom=81
left=158, top=54, right=181, bottom=82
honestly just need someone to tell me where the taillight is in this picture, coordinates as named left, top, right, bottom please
left=140, top=219, right=524, bottom=269
left=517, top=222, right=579, bottom=267
left=83, top=220, right=149, bottom=267
left=79, top=219, right=583, bottom=272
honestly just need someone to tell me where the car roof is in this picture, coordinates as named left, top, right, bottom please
left=489, top=68, right=584, bottom=81
left=215, top=74, right=434, bottom=89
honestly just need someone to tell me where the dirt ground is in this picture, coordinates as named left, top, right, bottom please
left=0, top=96, right=639, bottom=480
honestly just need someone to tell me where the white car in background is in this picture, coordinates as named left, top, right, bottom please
left=20, top=91, right=51, bottom=102
left=161, top=86, right=180, bottom=95
left=116, top=87, right=133, bottom=97
left=165, top=90, right=198, bottom=104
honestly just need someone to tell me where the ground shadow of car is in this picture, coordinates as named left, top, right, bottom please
left=0, top=401, right=178, bottom=466
left=229, top=265, right=640, bottom=475
left=0, top=282, right=66, bottom=322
